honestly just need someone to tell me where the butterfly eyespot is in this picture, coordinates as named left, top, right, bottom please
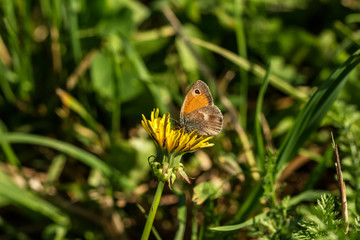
left=194, top=89, right=200, bottom=94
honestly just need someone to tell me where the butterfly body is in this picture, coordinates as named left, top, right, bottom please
left=180, top=80, right=223, bottom=136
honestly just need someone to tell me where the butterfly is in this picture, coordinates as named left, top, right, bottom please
left=179, top=80, right=223, bottom=136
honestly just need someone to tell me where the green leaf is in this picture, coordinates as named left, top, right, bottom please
left=96, top=1, right=149, bottom=36
left=192, top=181, right=222, bottom=205
left=120, top=70, right=144, bottom=102
left=90, top=51, right=114, bottom=99
left=277, top=51, right=360, bottom=170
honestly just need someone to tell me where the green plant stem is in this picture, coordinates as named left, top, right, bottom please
left=141, top=181, right=165, bottom=240
left=0, top=121, right=20, bottom=167
left=111, top=49, right=122, bottom=141
left=234, top=0, right=248, bottom=128
left=255, top=63, right=271, bottom=169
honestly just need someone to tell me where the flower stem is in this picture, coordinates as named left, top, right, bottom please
left=141, top=181, right=165, bottom=240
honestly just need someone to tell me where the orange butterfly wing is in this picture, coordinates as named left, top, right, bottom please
left=181, top=80, right=213, bottom=115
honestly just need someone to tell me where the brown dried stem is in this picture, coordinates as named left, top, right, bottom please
left=67, top=49, right=98, bottom=89
left=331, top=132, right=349, bottom=234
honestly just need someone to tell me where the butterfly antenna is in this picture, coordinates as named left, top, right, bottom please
left=169, top=116, right=181, bottom=128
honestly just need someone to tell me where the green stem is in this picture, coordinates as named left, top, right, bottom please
left=141, top=181, right=165, bottom=240
left=0, top=121, right=20, bottom=167
left=234, top=0, right=248, bottom=128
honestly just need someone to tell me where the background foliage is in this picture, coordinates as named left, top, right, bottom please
left=1, top=0, right=360, bottom=239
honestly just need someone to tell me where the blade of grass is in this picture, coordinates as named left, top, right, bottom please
left=255, top=63, right=271, bottom=169
left=46, top=154, right=67, bottom=185
left=3, top=1, right=34, bottom=97
left=110, top=47, right=122, bottom=141
left=211, top=190, right=325, bottom=231
left=174, top=193, right=186, bottom=240
left=137, top=204, right=162, bottom=240
left=1, top=0, right=17, bottom=31
left=66, top=0, right=82, bottom=62
left=0, top=168, right=69, bottom=226
left=0, top=120, right=20, bottom=167
left=0, top=133, right=113, bottom=177
left=191, top=206, right=198, bottom=240
left=56, top=88, right=99, bottom=132
left=17, top=0, right=34, bottom=92
left=187, top=37, right=308, bottom=101
left=0, top=133, right=135, bottom=191
left=334, top=21, right=360, bottom=47
left=211, top=212, right=266, bottom=232
left=3, top=18, right=26, bottom=96
left=39, top=0, right=52, bottom=20
left=49, top=0, right=62, bottom=72
left=0, top=60, right=16, bottom=103
left=234, top=0, right=248, bottom=128
left=288, top=190, right=327, bottom=206
left=276, top=50, right=360, bottom=170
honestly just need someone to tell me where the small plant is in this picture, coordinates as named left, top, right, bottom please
left=140, top=108, right=216, bottom=239
left=249, top=196, right=294, bottom=240
left=292, top=193, right=360, bottom=239
left=249, top=152, right=295, bottom=239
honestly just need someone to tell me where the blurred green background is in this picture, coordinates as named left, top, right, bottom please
left=1, top=0, right=360, bottom=239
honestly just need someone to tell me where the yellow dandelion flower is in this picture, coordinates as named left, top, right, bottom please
left=141, top=108, right=214, bottom=156
left=141, top=108, right=215, bottom=188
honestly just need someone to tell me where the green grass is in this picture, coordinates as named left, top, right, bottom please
left=1, top=0, right=360, bottom=239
